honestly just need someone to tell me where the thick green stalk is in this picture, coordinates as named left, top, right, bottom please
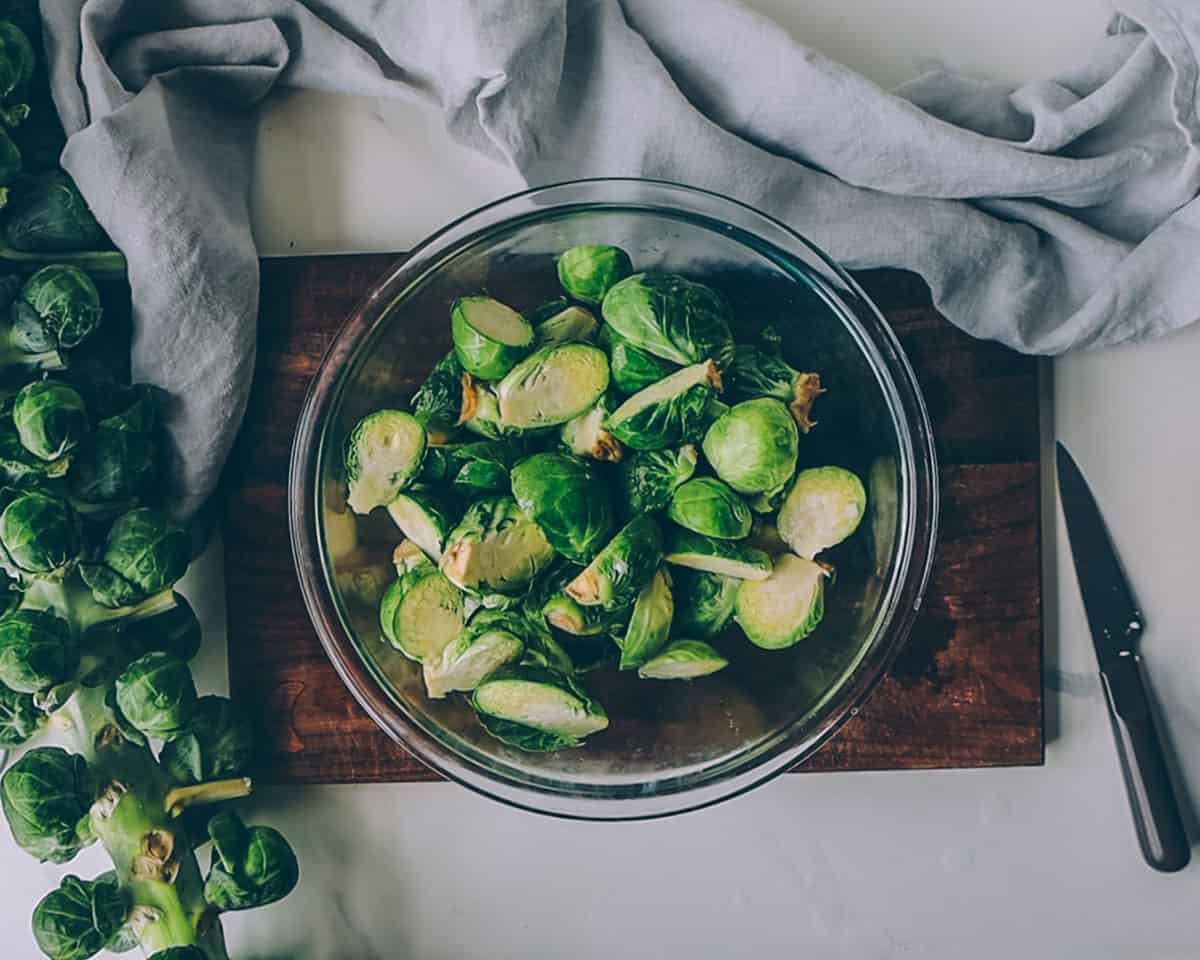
left=67, top=684, right=230, bottom=959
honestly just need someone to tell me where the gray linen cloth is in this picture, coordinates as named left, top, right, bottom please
left=37, top=0, right=1200, bottom=517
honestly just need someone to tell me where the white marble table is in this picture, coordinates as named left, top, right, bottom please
left=8, top=2, right=1200, bottom=957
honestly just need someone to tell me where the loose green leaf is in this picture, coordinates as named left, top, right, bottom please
left=204, top=810, right=299, bottom=911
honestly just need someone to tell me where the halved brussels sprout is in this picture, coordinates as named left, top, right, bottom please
left=497, top=342, right=609, bottom=429
left=605, top=361, right=720, bottom=451
left=410, top=351, right=465, bottom=433
left=566, top=515, right=662, bottom=611
left=734, top=553, right=828, bottom=649
left=450, top=295, right=533, bottom=379
left=423, top=609, right=525, bottom=699
left=559, top=389, right=622, bottom=462
left=598, top=324, right=679, bottom=395
left=392, top=539, right=428, bottom=574
left=670, top=567, right=739, bottom=639
left=440, top=496, right=554, bottom=595
left=472, top=665, right=608, bottom=750
left=601, top=272, right=734, bottom=368
left=701, top=397, right=798, bottom=495
left=638, top=639, right=729, bottom=680
left=666, top=477, right=752, bottom=540
left=386, top=488, right=461, bottom=562
left=777, top=466, right=867, bottom=559
left=524, top=297, right=570, bottom=326
left=664, top=527, right=771, bottom=580
left=534, top=304, right=598, bottom=344
left=616, top=445, right=698, bottom=514
left=379, top=559, right=464, bottom=663
left=541, top=592, right=624, bottom=636
left=344, top=410, right=426, bottom=514
left=458, top=375, right=520, bottom=440
left=618, top=567, right=673, bottom=670
left=726, top=345, right=825, bottom=432
left=511, top=453, right=615, bottom=564
left=557, top=245, right=633, bottom=305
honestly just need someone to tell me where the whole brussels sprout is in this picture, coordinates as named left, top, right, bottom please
left=4, top=171, right=109, bottom=253
left=204, top=810, right=299, bottom=912
left=11, top=265, right=104, bottom=353
left=598, top=324, right=679, bottom=395
left=0, top=679, right=41, bottom=745
left=32, top=873, right=128, bottom=960
left=605, top=361, right=720, bottom=451
left=147, top=950, right=207, bottom=960
left=410, top=351, right=465, bottom=433
left=0, top=746, right=95, bottom=863
left=601, top=272, right=734, bottom=368
left=565, top=515, right=662, bottom=612
left=0, top=489, right=81, bottom=580
left=79, top=508, right=189, bottom=608
left=12, top=379, right=88, bottom=461
left=510, top=452, right=615, bottom=564
left=667, top=477, right=752, bottom=540
left=0, top=416, right=70, bottom=481
left=670, top=567, right=739, bottom=639
left=0, top=607, right=77, bottom=693
left=114, top=651, right=197, bottom=741
left=701, top=397, right=799, bottom=496
left=343, top=409, right=426, bottom=515
left=557, top=244, right=633, bottom=305
left=0, top=20, right=33, bottom=101
left=160, top=695, right=255, bottom=785
left=616, top=444, right=698, bottom=515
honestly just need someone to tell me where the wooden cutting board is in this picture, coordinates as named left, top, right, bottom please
left=223, top=254, right=1043, bottom=785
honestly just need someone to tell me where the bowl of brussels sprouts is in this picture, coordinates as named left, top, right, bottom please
left=291, top=179, right=938, bottom=819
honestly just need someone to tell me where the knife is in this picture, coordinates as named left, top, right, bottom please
left=1056, top=443, right=1190, bottom=872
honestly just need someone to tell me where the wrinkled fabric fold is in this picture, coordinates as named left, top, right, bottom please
left=35, top=0, right=1200, bottom=516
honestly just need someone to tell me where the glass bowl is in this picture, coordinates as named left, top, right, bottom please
left=289, top=179, right=938, bottom=820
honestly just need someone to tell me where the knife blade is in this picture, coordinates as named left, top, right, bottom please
left=1056, top=443, right=1190, bottom=872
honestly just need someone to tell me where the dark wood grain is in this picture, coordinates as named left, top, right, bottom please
left=222, top=255, right=1043, bottom=785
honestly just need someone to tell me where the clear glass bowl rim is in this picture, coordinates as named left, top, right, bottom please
left=288, top=177, right=939, bottom=820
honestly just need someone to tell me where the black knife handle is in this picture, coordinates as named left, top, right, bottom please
left=1100, top=654, right=1190, bottom=872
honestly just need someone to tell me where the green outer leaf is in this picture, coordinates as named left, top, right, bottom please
left=114, top=651, right=197, bottom=741
left=476, top=712, right=580, bottom=752
left=637, top=639, right=729, bottom=680
left=0, top=607, right=77, bottom=693
left=617, top=567, right=673, bottom=670
left=701, top=397, right=799, bottom=496
left=663, top=527, right=772, bottom=580
left=0, top=678, right=41, bottom=745
left=601, top=272, right=734, bottom=368
left=204, top=810, right=299, bottom=912
left=160, top=695, right=255, bottom=785
left=725, top=344, right=800, bottom=404
left=599, top=324, right=679, bottom=394
left=605, top=361, right=718, bottom=451
left=409, top=351, right=465, bottom=431
left=0, top=19, right=33, bottom=100
left=4, top=171, right=108, bottom=253
left=511, top=452, right=615, bottom=564
left=670, top=567, right=739, bottom=639
left=666, top=477, right=752, bottom=539
left=566, top=515, right=662, bottom=612
left=32, top=873, right=128, bottom=960
left=0, top=746, right=95, bottom=863
left=616, top=445, right=698, bottom=515
left=557, top=245, right=633, bottom=305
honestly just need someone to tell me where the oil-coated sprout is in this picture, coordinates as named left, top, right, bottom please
left=566, top=515, right=663, bottom=612
left=511, top=452, right=615, bottom=564
left=472, top=664, right=608, bottom=751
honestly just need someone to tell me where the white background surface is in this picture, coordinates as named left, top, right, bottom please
left=8, top=1, right=1200, bottom=957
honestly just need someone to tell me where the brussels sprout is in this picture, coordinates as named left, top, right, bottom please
left=32, top=873, right=128, bottom=960
left=598, top=324, right=679, bottom=395
left=670, top=567, right=739, bottom=639
left=0, top=20, right=32, bottom=101
left=79, top=508, right=189, bottom=608
left=734, top=553, right=828, bottom=649
left=440, top=496, right=554, bottom=596
left=204, top=810, right=299, bottom=912
left=638, top=639, right=729, bottom=680
left=618, top=567, right=673, bottom=670
left=534, top=303, right=598, bottom=344
left=11, top=265, right=104, bottom=352
left=0, top=746, right=95, bottom=863
left=458, top=375, right=515, bottom=440
left=557, top=245, right=633, bottom=305
left=496, top=342, right=610, bottom=429
left=559, top=388, right=622, bottom=461
left=450, top=295, right=533, bottom=379
left=601, top=272, right=734, bottom=368
left=667, top=477, right=752, bottom=539
left=418, top=440, right=518, bottom=496
left=423, top=608, right=525, bottom=699
left=160, top=695, right=255, bottom=785
left=12, top=379, right=87, bottom=461
left=5, top=171, right=109, bottom=253
left=605, top=361, right=721, bottom=451
left=343, top=409, right=426, bottom=514
left=566, top=515, right=662, bottom=611
left=524, top=296, right=571, bottom=327
left=392, top=538, right=428, bottom=575
left=0, top=417, right=70, bottom=480
left=379, top=559, right=464, bottom=663
left=726, top=345, right=824, bottom=432
left=66, top=385, right=159, bottom=508
left=702, top=397, right=798, bottom=495
left=83, top=592, right=201, bottom=665
left=114, top=651, right=197, bottom=741
left=664, top=527, right=772, bottom=580
left=386, top=487, right=461, bottom=563
left=0, top=607, right=77, bottom=692
left=410, top=351, right=465, bottom=433
left=472, top=664, right=608, bottom=750
left=0, top=489, right=80, bottom=580
left=0, top=126, right=18, bottom=188
left=616, top=444, right=698, bottom=515
left=518, top=618, right=576, bottom=674
left=777, top=466, right=867, bottom=559
left=541, top=591, right=624, bottom=636
left=0, top=679, right=40, bottom=744
left=511, top=452, right=615, bottom=564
